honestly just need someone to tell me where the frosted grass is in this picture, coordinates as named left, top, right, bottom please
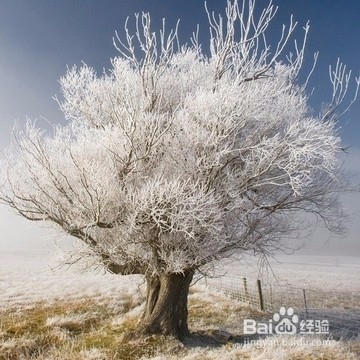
left=1, top=247, right=358, bottom=311
left=0, top=247, right=143, bottom=310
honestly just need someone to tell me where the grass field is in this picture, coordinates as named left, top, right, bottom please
left=0, top=248, right=359, bottom=359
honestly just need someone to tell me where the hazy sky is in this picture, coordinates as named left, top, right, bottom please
left=0, top=0, right=359, bottom=255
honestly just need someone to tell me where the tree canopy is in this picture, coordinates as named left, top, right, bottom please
left=1, top=0, right=358, bottom=275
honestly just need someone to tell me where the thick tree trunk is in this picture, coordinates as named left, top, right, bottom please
left=137, top=270, right=194, bottom=340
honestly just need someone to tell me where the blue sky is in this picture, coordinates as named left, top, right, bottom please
left=0, top=0, right=359, bottom=255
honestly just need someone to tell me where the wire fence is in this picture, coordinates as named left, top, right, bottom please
left=204, top=275, right=360, bottom=340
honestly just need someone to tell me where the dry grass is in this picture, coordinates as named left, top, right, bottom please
left=0, top=287, right=358, bottom=360
left=188, top=290, right=266, bottom=335
left=0, top=294, right=143, bottom=360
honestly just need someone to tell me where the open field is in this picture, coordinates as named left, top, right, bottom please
left=2, top=248, right=359, bottom=309
left=208, top=254, right=360, bottom=292
left=0, top=248, right=143, bottom=310
left=0, top=248, right=359, bottom=359
left=206, top=254, right=360, bottom=311
left=204, top=255, right=360, bottom=342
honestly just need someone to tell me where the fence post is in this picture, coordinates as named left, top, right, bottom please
left=303, top=289, right=308, bottom=319
left=257, top=279, right=264, bottom=311
left=243, top=277, right=249, bottom=303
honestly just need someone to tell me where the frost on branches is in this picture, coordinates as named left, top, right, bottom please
left=0, top=0, right=358, bottom=339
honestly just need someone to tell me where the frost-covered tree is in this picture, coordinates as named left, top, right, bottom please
left=0, top=1, right=358, bottom=339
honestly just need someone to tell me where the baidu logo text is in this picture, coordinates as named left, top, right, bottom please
left=243, top=307, right=329, bottom=335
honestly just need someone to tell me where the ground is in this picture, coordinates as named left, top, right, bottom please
left=0, top=247, right=359, bottom=359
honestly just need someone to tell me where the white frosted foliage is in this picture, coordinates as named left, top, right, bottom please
left=1, top=0, right=358, bottom=275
